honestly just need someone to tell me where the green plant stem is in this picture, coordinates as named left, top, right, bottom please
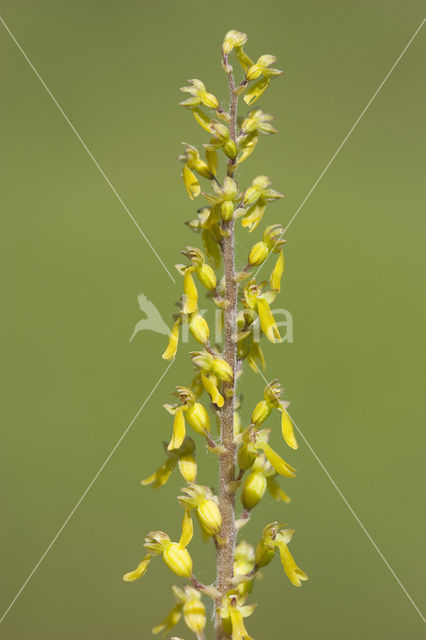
left=215, top=54, right=239, bottom=640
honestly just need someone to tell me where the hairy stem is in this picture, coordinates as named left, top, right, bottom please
left=215, top=55, right=239, bottom=640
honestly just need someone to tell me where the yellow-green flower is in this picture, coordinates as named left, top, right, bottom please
left=242, top=280, right=281, bottom=343
left=190, top=350, right=233, bottom=407
left=203, top=176, right=240, bottom=221
left=240, top=178, right=283, bottom=231
left=179, top=484, right=222, bottom=538
left=240, top=109, right=277, bottom=137
left=123, top=512, right=194, bottom=581
left=250, top=380, right=298, bottom=450
left=222, top=29, right=248, bottom=55
left=246, top=54, right=281, bottom=81
left=218, top=592, right=256, bottom=640
left=234, top=541, right=256, bottom=596
left=240, top=454, right=291, bottom=510
left=254, top=522, right=308, bottom=587
left=241, top=427, right=296, bottom=478
left=181, top=246, right=217, bottom=291
left=180, top=586, right=207, bottom=636
left=153, top=585, right=206, bottom=637
left=180, top=143, right=215, bottom=180
left=248, top=223, right=286, bottom=267
left=164, top=387, right=211, bottom=451
left=180, top=78, right=220, bottom=110
left=142, top=437, right=197, bottom=488
left=208, top=121, right=238, bottom=160
left=242, top=176, right=283, bottom=208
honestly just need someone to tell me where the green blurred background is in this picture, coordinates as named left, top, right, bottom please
left=1, top=1, right=425, bottom=638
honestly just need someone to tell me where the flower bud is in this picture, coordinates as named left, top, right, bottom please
left=178, top=453, right=197, bottom=483
left=210, top=122, right=229, bottom=141
left=222, top=29, right=248, bottom=55
left=248, top=241, right=269, bottom=266
left=189, top=314, right=209, bottom=345
left=251, top=400, right=271, bottom=425
left=263, top=224, right=285, bottom=252
left=241, top=471, right=267, bottom=510
left=183, top=598, right=206, bottom=634
left=246, top=63, right=263, bottom=81
left=212, top=357, right=233, bottom=382
left=223, top=140, right=238, bottom=159
left=238, top=443, right=257, bottom=471
left=190, top=350, right=214, bottom=371
left=196, top=263, right=217, bottom=290
left=144, top=531, right=171, bottom=554
left=255, top=540, right=275, bottom=568
left=221, top=200, right=234, bottom=221
left=264, top=379, right=284, bottom=407
left=201, top=92, right=220, bottom=109
left=162, top=543, right=193, bottom=577
left=186, top=402, right=210, bottom=434
left=197, top=498, right=222, bottom=536
left=223, top=176, right=238, bottom=200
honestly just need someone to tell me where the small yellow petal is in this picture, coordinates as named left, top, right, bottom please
left=197, top=499, right=222, bottom=536
left=281, top=408, right=298, bottom=450
left=183, top=165, right=201, bottom=199
left=178, top=453, right=197, bottom=483
left=192, top=107, right=213, bottom=133
left=241, top=471, right=267, bottom=510
left=278, top=543, right=308, bottom=587
left=189, top=313, right=209, bottom=345
left=179, top=510, right=194, bottom=548
left=201, top=372, right=224, bottom=407
left=122, top=554, right=151, bottom=582
left=266, top=476, right=291, bottom=503
left=152, top=603, right=182, bottom=635
left=229, top=609, right=254, bottom=640
left=258, top=442, right=296, bottom=478
left=183, top=270, right=198, bottom=315
left=270, top=250, right=285, bottom=292
left=168, top=406, right=186, bottom=450
left=243, top=77, right=270, bottom=106
left=162, top=317, right=181, bottom=360
left=142, top=460, right=174, bottom=488
left=186, top=402, right=210, bottom=434
left=257, top=298, right=281, bottom=343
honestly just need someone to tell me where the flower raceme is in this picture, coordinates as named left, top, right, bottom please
left=124, top=28, right=308, bottom=640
